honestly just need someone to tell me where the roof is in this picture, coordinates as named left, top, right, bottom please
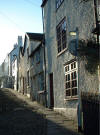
left=41, top=0, right=48, bottom=7
left=26, top=33, right=43, bottom=41
left=23, top=33, right=44, bottom=55
left=9, top=45, right=18, bottom=55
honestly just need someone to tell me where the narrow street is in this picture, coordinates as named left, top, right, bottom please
left=0, top=88, right=82, bottom=135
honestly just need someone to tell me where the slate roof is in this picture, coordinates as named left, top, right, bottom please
left=26, top=33, right=43, bottom=41
left=23, top=33, right=44, bottom=55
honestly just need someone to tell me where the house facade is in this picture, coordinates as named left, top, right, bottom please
left=41, top=0, right=99, bottom=123
left=18, top=46, right=25, bottom=94
left=12, top=56, right=18, bottom=90
left=29, top=38, right=46, bottom=105
left=8, top=36, right=23, bottom=89
left=18, top=33, right=44, bottom=99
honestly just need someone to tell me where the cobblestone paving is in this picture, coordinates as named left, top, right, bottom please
left=0, top=88, right=82, bottom=135
left=0, top=88, right=47, bottom=135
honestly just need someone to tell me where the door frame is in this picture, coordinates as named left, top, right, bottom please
left=49, top=73, right=54, bottom=108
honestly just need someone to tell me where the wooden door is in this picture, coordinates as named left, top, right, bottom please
left=49, top=73, right=54, bottom=108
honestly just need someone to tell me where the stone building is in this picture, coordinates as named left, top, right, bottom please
left=18, top=33, right=44, bottom=99
left=29, top=36, right=46, bottom=105
left=12, top=56, right=18, bottom=90
left=41, top=0, right=99, bottom=125
left=8, top=36, right=23, bottom=89
left=18, top=46, right=24, bottom=94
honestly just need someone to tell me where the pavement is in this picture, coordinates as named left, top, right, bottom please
left=0, top=88, right=83, bottom=135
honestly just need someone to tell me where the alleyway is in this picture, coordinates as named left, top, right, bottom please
left=0, top=88, right=82, bottom=135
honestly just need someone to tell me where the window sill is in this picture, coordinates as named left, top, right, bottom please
left=57, top=48, right=68, bottom=57
left=64, top=96, right=78, bottom=101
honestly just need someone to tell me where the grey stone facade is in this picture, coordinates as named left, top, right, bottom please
left=18, top=33, right=44, bottom=102
left=29, top=41, right=46, bottom=105
left=42, top=0, right=99, bottom=121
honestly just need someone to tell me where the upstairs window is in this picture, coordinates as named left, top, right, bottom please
left=56, top=18, right=67, bottom=53
left=56, top=0, right=64, bottom=9
left=64, top=61, right=78, bottom=98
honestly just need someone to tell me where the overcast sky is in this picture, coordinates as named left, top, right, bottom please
left=0, top=0, right=43, bottom=64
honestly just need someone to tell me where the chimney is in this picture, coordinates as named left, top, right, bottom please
left=18, top=36, right=23, bottom=47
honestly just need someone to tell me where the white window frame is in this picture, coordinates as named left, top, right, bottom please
left=64, top=61, right=78, bottom=98
left=56, top=17, right=67, bottom=54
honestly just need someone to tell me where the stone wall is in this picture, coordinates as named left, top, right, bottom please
left=43, top=0, right=97, bottom=121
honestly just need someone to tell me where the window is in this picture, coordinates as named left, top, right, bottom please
left=64, top=61, right=77, bottom=98
left=56, top=0, right=64, bottom=9
left=56, top=18, right=67, bottom=53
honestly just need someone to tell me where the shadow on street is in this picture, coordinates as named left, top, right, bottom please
left=0, top=88, right=80, bottom=135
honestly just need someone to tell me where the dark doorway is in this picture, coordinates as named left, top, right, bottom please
left=49, top=73, right=54, bottom=108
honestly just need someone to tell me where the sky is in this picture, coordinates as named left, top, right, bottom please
left=0, top=0, right=43, bottom=65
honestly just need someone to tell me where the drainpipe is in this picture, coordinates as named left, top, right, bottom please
left=42, top=7, right=47, bottom=107
left=76, top=28, right=82, bottom=132
left=93, top=0, right=99, bottom=44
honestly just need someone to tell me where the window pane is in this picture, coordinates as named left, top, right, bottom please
left=71, top=72, right=74, bottom=80
left=72, top=80, right=77, bottom=87
left=66, top=82, right=70, bottom=89
left=72, top=88, right=77, bottom=96
left=66, top=74, right=70, bottom=81
left=74, top=62, right=76, bottom=68
left=71, top=63, right=74, bottom=69
left=66, top=89, right=70, bottom=96
left=62, top=43, right=66, bottom=49
left=68, top=74, right=70, bottom=81
left=65, top=65, right=69, bottom=72
left=65, top=66, right=67, bottom=72
left=74, top=71, right=77, bottom=79
left=58, top=39, right=61, bottom=46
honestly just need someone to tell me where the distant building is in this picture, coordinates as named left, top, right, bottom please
left=12, top=56, right=18, bottom=90
left=0, top=35, right=23, bottom=89
left=8, top=36, right=23, bottom=77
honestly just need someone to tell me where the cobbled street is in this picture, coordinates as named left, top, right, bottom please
left=0, top=88, right=82, bottom=135
left=0, top=88, right=47, bottom=135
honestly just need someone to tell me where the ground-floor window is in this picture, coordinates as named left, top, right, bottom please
left=64, top=60, right=78, bottom=98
